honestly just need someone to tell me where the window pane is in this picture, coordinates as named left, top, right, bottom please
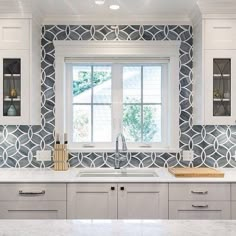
left=143, top=105, right=161, bottom=142
left=93, top=105, right=111, bottom=142
left=143, top=66, right=162, bottom=103
left=93, top=66, right=112, bottom=103
left=123, top=104, right=141, bottom=142
left=73, top=105, right=91, bottom=142
left=73, top=66, right=91, bottom=103
left=123, top=66, right=141, bottom=103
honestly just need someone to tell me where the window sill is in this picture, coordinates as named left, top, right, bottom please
left=68, top=148, right=181, bottom=153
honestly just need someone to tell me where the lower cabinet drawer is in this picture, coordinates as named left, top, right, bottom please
left=0, top=201, right=66, bottom=219
left=0, top=184, right=66, bottom=201
left=169, top=184, right=230, bottom=201
left=169, top=201, right=230, bottom=220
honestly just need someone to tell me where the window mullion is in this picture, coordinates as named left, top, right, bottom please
left=112, top=64, right=123, bottom=143
left=141, top=66, right=144, bottom=143
left=91, top=65, right=94, bottom=143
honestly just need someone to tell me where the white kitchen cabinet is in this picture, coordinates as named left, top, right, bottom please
left=169, top=201, right=230, bottom=220
left=0, top=18, right=41, bottom=125
left=0, top=183, right=67, bottom=219
left=169, top=183, right=230, bottom=201
left=169, top=183, right=230, bottom=220
left=231, top=183, right=236, bottom=219
left=0, top=19, right=29, bottom=50
left=0, top=201, right=66, bottom=219
left=0, top=50, right=30, bottom=124
left=205, top=19, right=236, bottom=50
left=118, top=183, right=168, bottom=219
left=193, top=16, right=236, bottom=125
left=67, top=183, right=118, bottom=219
left=204, top=50, right=236, bottom=124
left=67, top=183, right=169, bottom=219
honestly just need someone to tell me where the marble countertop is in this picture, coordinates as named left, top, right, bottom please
left=0, top=220, right=235, bottom=236
left=1, top=168, right=236, bottom=183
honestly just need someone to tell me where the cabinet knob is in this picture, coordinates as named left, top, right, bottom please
left=120, top=186, right=125, bottom=191
left=111, top=186, right=115, bottom=191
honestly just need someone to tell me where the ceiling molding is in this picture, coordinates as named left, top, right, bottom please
left=189, top=4, right=202, bottom=26
left=42, top=15, right=192, bottom=26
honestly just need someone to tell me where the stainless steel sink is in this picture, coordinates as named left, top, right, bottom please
left=77, top=169, right=158, bottom=178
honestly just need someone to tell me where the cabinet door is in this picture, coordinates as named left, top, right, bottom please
left=67, top=183, right=117, bottom=219
left=205, top=19, right=236, bottom=50
left=118, top=183, right=168, bottom=219
left=0, top=201, right=66, bottom=219
left=169, top=201, right=230, bottom=220
left=204, top=50, right=236, bottom=125
left=0, top=19, right=29, bottom=50
left=0, top=50, right=30, bottom=124
left=231, top=202, right=236, bottom=219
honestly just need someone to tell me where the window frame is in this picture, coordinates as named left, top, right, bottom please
left=66, top=61, right=169, bottom=149
left=55, top=41, right=180, bottom=152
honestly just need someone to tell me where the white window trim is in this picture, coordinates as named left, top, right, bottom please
left=55, top=41, right=181, bottom=152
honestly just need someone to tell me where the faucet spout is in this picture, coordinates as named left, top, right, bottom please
left=114, top=133, right=127, bottom=169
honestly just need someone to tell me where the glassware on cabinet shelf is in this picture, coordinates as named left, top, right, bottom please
left=3, top=59, right=21, bottom=117
left=213, top=58, right=231, bottom=117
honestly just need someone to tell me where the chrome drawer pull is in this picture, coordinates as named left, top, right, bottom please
left=192, top=204, right=208, bottom=208
left=191, top=190, right=208, bottom=195
left=19, top=190, right=46, bottom=196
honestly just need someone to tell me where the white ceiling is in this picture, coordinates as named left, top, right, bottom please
left=0, top=0, right=197, bottom=23
left=34, top=0, right=196, bottom=17
left=0, top=0, right=236, bottom=24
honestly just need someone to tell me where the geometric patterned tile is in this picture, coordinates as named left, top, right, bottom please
left=0, top=24, right=235, bottom=168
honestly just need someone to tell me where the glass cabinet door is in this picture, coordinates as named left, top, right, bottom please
left=213, top=58, right=231, bottom=117
left=205, top=50, right=236, bottom=125
left=3, top=58, right=21, bottom=117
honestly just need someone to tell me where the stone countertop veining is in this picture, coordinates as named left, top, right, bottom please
left=0, top=220, right=235, bottom=236
left=1, top=168, right=236, bottom=183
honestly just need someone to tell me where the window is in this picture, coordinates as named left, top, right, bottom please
left=55, top=41, right=180, bottom=151
left=66, top=60, right=168, bottom=149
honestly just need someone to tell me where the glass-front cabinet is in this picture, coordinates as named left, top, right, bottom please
left=0, top=51, right=29, bottom=124
left=205, top=50, right=236, bottom=125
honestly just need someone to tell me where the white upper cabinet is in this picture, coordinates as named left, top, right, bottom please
left=205, top=20, right=236, bottom=50
left=193, top=16, right=236, bottom=125
left=0, top=18, right=41, bottom=125
left=0, top=19, right=30, bottom=50
left=204, top=50, right=236, bottom=125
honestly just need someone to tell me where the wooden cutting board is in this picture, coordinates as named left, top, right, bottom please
left=168, top=168, right=224, bottom=178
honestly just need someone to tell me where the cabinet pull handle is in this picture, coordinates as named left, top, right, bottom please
left=111, top=186, right=115, bottom=191
left=192, top=204, right=208, bottom=208
left=19, top=190, right=46, bottom=196
left=213, top=26, right=232, bottom=30
left=120, top=187, right=125, bottom=191
left=191, top=190, right=208, bottom=195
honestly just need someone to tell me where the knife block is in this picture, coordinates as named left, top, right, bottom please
left=53, top=144, right=68, bottom=171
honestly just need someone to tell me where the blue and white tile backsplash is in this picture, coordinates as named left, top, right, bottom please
left=0, top=24, right=235, bottom=168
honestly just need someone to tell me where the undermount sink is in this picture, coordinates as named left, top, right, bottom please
left=77, top=169, right=158, bottom=178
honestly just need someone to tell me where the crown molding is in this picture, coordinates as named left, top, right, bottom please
left=189, top=4, right=202, bottom=26
left=42, top=14, right=192, bottom=26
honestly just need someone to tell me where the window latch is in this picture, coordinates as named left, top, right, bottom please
left=139, top=144, right=152, bottom=148
left=83, top=144, right=95, bottom=148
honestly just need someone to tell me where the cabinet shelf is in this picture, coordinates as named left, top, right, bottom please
left=213, top=98, right=230, bottom=102
left=213, top=74, right=230, bottom=77
left=3, top=96, right=21, bottom=101
left=3, top=74, right=20, bottom=77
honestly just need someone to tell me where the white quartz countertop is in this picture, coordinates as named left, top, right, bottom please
left=1, top=168, right=236, bottom=183
left=0, top=220, right=235, bottom=236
